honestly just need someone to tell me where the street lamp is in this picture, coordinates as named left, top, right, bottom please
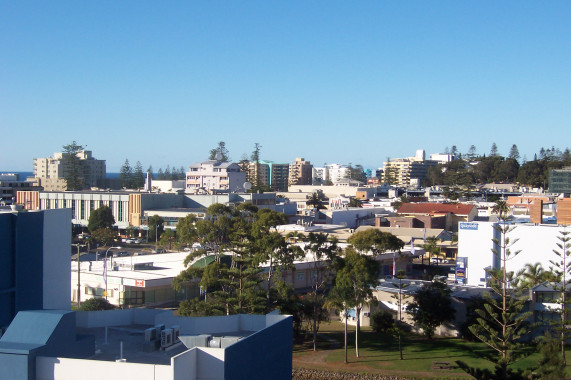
left=72, top=243, right=86, bottom=308
left=104, top=246, right=121, bottom=300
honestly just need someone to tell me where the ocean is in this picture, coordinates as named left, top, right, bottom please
left=1, top=171, right=121, bottom=180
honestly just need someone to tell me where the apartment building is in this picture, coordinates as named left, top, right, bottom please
left=185, top=160, right=246, bottom=193
left=549, top=166, right=571, bottom=195
left=313, top=163, right=351, bottom=185
left=33, top=150, right=106, bottom=191
left=244, top=161, right=270, bottom=188
left=288, top=157, right=313, bottom=185
left=382, top=150, right=438, bottom=187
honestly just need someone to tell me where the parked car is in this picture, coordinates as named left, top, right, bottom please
left=115, top=251, right=130, bottom=257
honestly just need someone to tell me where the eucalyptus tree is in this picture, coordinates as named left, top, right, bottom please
left=305, top=232, right=342, bottom=351
left=392, top=270, right=410, bottom=360
left=347, top=228, right=404, bottom=256
left=334, top=247, right=380, bottom=358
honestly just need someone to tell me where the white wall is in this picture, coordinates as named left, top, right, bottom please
left=36, top=357, right=171, bottom=380
left=196, top=348, right=225, bottom=380
left=459, top=222, right=566, bottom=286
left=172, top=349, right=196, bottom=380
left=458, top=222, right=496, bottom=286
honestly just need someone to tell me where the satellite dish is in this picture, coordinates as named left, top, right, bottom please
left=215, top=152, right=223, bottom=161
left=243, top=182, right=252, bottom=191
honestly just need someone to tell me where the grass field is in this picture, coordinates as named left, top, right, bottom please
left=293, top=321, right=570, bottom=379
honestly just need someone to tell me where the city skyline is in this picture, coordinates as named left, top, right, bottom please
left=2, top=2, right=570, bottom=171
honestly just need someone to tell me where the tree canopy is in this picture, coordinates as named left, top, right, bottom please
left=88, top=205, right=115, bottom=232
left=406, top=281, right=455, bottom=339
left=347, top=228, right=404, bottom=255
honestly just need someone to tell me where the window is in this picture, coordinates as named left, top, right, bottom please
left=118, top=201, right=123, bottom=222
left=80, top=200, right=85, bottom=219
left=90, top=200, right=95, bottom=210
left=121, top=289, right=144, bottom=306
left=297, top=272, right=305, bottom=281
left=71, top=200, right=76, bottom=219
left=85, top=287, right=107, bottom=297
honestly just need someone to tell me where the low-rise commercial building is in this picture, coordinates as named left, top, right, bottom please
left=16, top=190, right=277, bottom=233
left=458, top=221, right=568, bottom=287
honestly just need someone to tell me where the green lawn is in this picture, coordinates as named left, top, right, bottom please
left=293, top=321, right=570, bottom=379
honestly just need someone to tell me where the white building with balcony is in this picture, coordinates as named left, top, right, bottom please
left=185, top=161, right=246, bottom=194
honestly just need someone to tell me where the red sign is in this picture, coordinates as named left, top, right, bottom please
left=135, top=279, right=145, bottom=287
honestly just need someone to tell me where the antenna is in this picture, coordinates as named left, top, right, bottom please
left=243, top=182, right=252, bottom=192
left=215, top=152, right=222, bottom=161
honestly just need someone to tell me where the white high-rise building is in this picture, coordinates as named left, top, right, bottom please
left=312, top=163, right=350, bottom=184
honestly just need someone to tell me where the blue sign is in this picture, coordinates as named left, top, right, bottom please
left=460, top=222, right=478, bottom=230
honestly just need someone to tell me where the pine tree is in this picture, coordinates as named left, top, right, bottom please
left=460, top=202, right=534, bottom=379
left=508, top=144, right=520, bottom=162
left=62, top=141, right=85, bottom=190
left=549, top=228, right=571, bottom=365
left=467, top=145, right=477, bottom=161
left=134, top=161, right=144, bottom=189
left=251, top=143, right=262, bottom=189
left=209, top=141, right=230, bottom=162
left=490, top=142, right=499, bottom=157
left=119, top=159, right=133, bottom=188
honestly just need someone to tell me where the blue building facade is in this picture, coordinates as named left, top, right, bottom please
left=0, top=209, right=71, bottom=329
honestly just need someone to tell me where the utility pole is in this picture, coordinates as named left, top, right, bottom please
left=73, top=243, right=86, bottom=308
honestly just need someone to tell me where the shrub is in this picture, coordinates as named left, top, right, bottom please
left=370, top=310, right=395, bottom=334
left=80, top=298, right=116, bottom=311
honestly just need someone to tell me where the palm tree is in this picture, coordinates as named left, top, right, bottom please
left=492, top=200, right=510, bottom=221
left=518, top=262, right=556, bottom=290
left=423, top=236, right=442, bottom=266
left=306, top=192, right=325, bottom=210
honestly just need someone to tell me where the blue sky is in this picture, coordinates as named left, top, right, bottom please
left=1, top=1, right=570, bottom=172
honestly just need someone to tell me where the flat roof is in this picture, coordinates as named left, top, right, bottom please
left=76, top=324, right=256, bottom=365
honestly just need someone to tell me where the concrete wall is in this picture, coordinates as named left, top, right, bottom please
left=156, top=314, right=243, bottom=335
left=324, top=208, right=385, bottom=229
left=172, top=349, right=196, bottom=380
left=196, top=348, right=225, bottom=380
left=36, top=356, right=171, bottom=380
left=75, top=309, right=169, bottom=328
left=0, top=352, right=35, bottom=380
left=42, top=209, right=71, bottom=310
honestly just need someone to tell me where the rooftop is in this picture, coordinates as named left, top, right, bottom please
left=397, top=202, right=475, bottom=216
